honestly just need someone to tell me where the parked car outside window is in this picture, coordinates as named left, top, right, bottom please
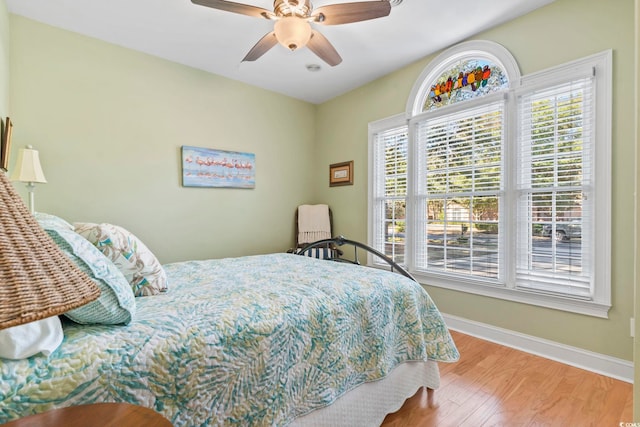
left=542, top=221, right=582, bottom=242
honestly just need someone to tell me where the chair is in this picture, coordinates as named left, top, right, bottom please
left=290, top=204, right=341, bottom=260
left=290, top=206, right=414, bottom=280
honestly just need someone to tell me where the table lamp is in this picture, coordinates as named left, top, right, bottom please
left=10, top=145, right=47, bottom=214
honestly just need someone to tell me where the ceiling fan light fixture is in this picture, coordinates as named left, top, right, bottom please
left=274, top=16, right=312, bottom=51
left=193, top=0, right=392, bottom=65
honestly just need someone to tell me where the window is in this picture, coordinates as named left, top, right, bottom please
left=369, top=42, right=611, bottom=317
left=369, top=115, right=408, bottom=265
left=414, top=100, right=504, bottom=280
left=516, top=78, right=594, bottom=298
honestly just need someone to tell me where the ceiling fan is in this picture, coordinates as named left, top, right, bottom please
left=191, top=0, right=392, bottom=66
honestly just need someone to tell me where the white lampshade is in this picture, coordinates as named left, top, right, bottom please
left=11, top=145, right=47, bottom=184
left=274, top=17, right=312, bottom=51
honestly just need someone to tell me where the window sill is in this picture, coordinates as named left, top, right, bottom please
left=411, top=271, right=611, bottom=319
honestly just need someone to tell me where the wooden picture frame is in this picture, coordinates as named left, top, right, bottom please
left=329, top=161, right=353, bottom=187
left=1, top=117, right=13, bottom=172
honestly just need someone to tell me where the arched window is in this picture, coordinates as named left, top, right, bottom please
left=369, top=41, right=611, bottom=317
left=406, top=40, right=520, bottom=115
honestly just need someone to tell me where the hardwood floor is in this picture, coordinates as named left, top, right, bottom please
left=381, top=330, right=633, bottom=426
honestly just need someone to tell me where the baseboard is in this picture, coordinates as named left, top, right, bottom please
left=442, top=313, right=634, bottom=384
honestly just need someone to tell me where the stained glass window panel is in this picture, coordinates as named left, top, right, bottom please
left=423, top=59, right=509, bottom=111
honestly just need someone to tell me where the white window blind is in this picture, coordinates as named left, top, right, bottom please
left=516, top=77, right=594, bottom=298
left=371, top=125, right=408, bottom=264
left=414, top=101, right=504, bottom=280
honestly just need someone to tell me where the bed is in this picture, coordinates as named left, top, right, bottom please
left=0, top=218, right=459, bottom=426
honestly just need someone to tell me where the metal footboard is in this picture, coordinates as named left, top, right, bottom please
left=296, top=235, right=417, bottom=282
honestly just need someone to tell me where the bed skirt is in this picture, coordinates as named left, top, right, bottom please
left=290, top=360, right=440, bottom=427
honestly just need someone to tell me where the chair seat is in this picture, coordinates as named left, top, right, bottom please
left=294, top=245, right=336, bottom=260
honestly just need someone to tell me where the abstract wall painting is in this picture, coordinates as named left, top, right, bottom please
left=181, top=146, right=255, bottom=189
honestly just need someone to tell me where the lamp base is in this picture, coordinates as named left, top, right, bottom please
left=25, top=182, right=36, bottom=215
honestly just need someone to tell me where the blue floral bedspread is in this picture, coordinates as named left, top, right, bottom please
left=0, top=253, right=459, bottom=426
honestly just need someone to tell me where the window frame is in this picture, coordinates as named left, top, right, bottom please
left=368, top=43, right=612, bottom=318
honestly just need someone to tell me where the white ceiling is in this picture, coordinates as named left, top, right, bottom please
left=6, top=0, right=555, bottom=104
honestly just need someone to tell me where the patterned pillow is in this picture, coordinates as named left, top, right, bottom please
left=34, top=212, right=74, bottom=231
left=74, top=223, right=168, bottom=297
left=36, top=220, right=136, bottom=325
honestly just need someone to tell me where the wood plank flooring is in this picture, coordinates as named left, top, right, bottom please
left=381, top=330, right=633, bottom=427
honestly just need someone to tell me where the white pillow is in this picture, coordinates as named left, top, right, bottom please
left=0, top=316, right=64, bottom=360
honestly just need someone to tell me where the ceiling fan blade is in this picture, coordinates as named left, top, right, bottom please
left=242, top=32, right=278, bottom=62
left=191, top=0, right=275, bottom=19
left=307, top=31, right=342, bottom=67
left=312, top=1, right=391, bottom=25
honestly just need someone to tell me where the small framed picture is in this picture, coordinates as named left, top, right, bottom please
left=1, top=117, right=13, bottom=172
left=329, top=161, right=353, bottom=187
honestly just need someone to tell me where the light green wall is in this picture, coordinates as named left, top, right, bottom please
left=317, top=0, right=636, bottom=362
left=8, top=15, right=317, bottom=263
left=0, top=0, right=9, bottom=118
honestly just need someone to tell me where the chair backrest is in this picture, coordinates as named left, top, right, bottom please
left=296, top=204, right=333, bottom=247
